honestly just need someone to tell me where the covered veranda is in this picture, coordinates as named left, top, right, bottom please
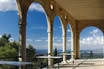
left=16, top=0, right=104, bottom=69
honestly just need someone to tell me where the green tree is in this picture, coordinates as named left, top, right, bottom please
left=26, top=44, right=36, bottom=62
left=0, top=34, right=11, bottom=46
left=0, top=34, right=37, bottom=69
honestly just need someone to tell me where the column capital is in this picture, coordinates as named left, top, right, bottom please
left=19, top=23, right=26, bottom=25
left=63, top=33, right=67, bottom=37
left=48, top=31, right=52, bottom=33
left=63, top=52, right=66, bottom=53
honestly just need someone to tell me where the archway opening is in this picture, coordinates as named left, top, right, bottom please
left=80, top=27, right=104, bottom=59
left=27, top=2, right=48, bottom=68
left=53, top=16, right=63, bottom=63
left=66, top=24, right=72, bottom=60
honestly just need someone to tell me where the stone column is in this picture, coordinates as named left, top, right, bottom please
left=63, top=29, right=67, bottom=63
left=19, top=23, right=26, bottom=69
left=71, top=31, right=76, bottom=59
left=75, top=32, right=80, bottom=59
left=47, top=17, right=53, bottom=67
left=71, top=31, right=80, bottom=59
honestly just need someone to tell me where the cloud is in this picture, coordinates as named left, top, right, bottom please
left=0, top=35, right=2, bottom=38
left=56, top=40, right=61, bottom=42
left=26, top=39, right=33, bottom=42
left=0, top=0, right=17, bottom=11
left=53, top=43, right=63, bottom=49
left=80, top=29, right=104, bottom=50
left=35, top=40, right=42, bottom=42
left=45, top=40, right=48, bottom=42
left=25, top=29, right=104, bottom=50
left=90, top=29, right=98, bottom=34
left=30, top=26, right=46, bottom=30
left=89, top=29, right=100, bottom=37
left=67, top=29, right=71, bottom=32
left=53, top=37, right=58, bottom=40
left=67, top=39, right=71, bottom=42
left=29, top=3, right=45, bottom=13
left=0, top=0, right=44, bottom=13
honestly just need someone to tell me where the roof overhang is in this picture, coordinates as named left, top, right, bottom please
left=55, top=0, right=104, bottom=20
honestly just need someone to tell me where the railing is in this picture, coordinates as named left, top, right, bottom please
left=80, top=50, right=104, bottom=59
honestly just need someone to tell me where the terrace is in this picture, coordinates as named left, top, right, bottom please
left=17, top=0, right=104, bottom=69
left=57, top=59, right=104, bottom=69
left=0, top=0, right=104, bottom=69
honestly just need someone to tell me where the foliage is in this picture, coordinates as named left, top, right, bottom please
left=0, top=34, right=11, bottom=46
left=0, top=34, right=36, bottom=69
left=26, top=44, right=36, bottom=62
left=0, top=34, right=48, bottom=69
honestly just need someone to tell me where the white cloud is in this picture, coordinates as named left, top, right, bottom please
left=45, top=40, right=48, bottom=42
left=56, top=40, right=61, bottom=42
left=25, top=29, right=104, bottom=50
left=0, top=0, right=8, bottom=2
left=29, top=3, right=45, bottom=13
left=89, top=29, right=99, bottom=37
left=80, top=32, right=104, bottom=50
left=0, top=35, right=2, bottom=38
left=0, top=0, right=17, bottom=11
left=30, top=26, right=46, bottom=30
left=54, top=43, right=62, bottom=47
left=35, top=40, right=42, bottom=42
left=53, top=37, right=58, bottom=40
left=90, top=29, right=98, bottom=34
left=26, top=39, right=33, bottom=42
left=67, top=39, right=71, bottom=42
left=53, top=43, right=63, bottom=49
left=0, top=0, right=44, bottom=13
left=67, top=29, right=71, bottom=32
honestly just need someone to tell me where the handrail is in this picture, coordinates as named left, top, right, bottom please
left=0, top=56, right=22, bottom=59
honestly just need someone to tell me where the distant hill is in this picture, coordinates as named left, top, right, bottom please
left=93, top=49, right=104, bottom=54
left=35, top=49, right=104, bottom=55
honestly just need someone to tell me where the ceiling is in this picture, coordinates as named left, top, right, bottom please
left=55, top=0, right=104, bottom=20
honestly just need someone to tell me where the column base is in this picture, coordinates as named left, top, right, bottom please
left=67, top=58, right=75, bottom=64
left=75, top=57, right=80, bottom=59
left=61, top=61, right=68, bottom=64
left=48, top=65, right=54, bottom=68
left=75, top=56, right=80, bottom=59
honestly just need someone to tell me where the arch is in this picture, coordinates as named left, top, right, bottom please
left=53, top=16, right=63, bottom=51
left=27, top=0, right=52, bottom=17
left=80, top=26, right=104, bottom=34
left=26, top=1, right=50, bottom=52
left=26, top=1, right=54, bottom=66
left=27, top=2, right=53, bottom=32
left=80, top=26, right=104, bottom=59
left=53, top=16, right=66, bottom=34
left=66, top=24, right=72, bottom=59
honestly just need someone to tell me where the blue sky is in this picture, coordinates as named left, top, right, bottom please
left=0, top=0, right=104, bottom=51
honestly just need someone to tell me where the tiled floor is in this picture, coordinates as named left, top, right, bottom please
left=56, top=59, right=104, bottom=69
